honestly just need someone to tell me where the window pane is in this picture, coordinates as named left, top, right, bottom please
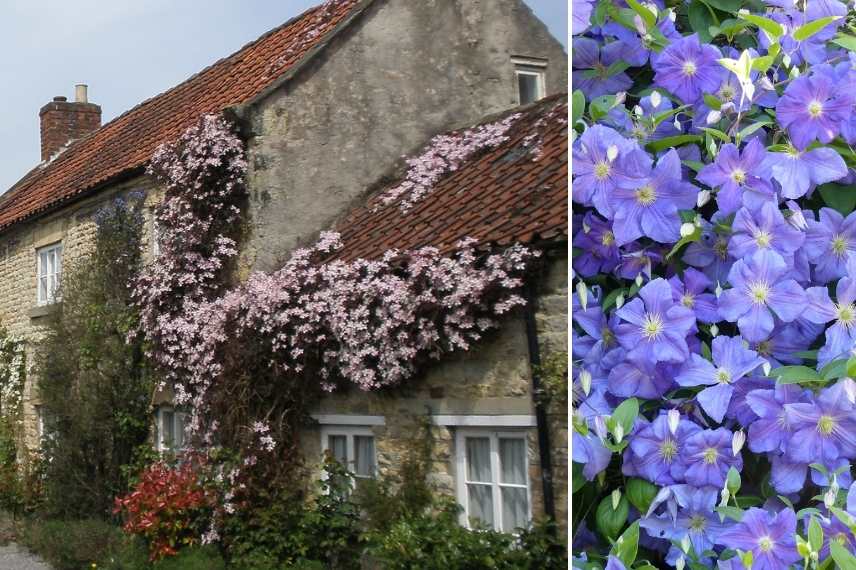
left=467, top=484, right=494, bottom=528
left=518, top=73, right=540, bottom=105
left=39, top=277, right=47, bottom=303
left=499, top=438, right=526, bottom=485
left=353, top=435, right=375, bottom=477
left=501, top=487, right=529, bottom=532
left=175, top=413, right=186, bottom=449
left=162, top=411, right=175, bottom=449
left=328, top=435, right=347, bottom=465
left=466, top=437, right=492, bottom=482
left=38, top=252, right=47, bottom=276
left=55, top=248, right=62, bottom=275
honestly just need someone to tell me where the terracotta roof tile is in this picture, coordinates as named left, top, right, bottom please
left=0, top=0, right=367, bottom=232
left=330, top=94, right=569, bottom=261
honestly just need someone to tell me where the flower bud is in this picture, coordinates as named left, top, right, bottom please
left=668, top=409, right=681, bottom=435
left=668, top=8, right=676, bottom=21
left=607, top=145, right=619, bottom=162
left=633, top=104, right=644, bottom=117
left=680, top=222, right=696, bottom=237
left=759, top=75, right=775, bottom=91
left=706, top=110, right=722, bottom=125
left=782, top=53, right=792, bottom=68
left=633, top=14, right=647, bottom=35
left=615, top=293, right=625, bottom=309
left=614, top=92, right=627, bottom=106
left=710, top=324, right=719, bottom=338
left=673, top=117, right=681, bottom=131
left=580, top=369, right=593, bottom=396
left=719, top=488, right=730, bottom=507
left=594, top=415, right=608, bottom=442
left=825, top=486, right=837, bottom=509
left=762, top=361, right=771, bottom=376
left=675, top=556, right=686, bottom=570
left=697, top=189, right=711, bottom=208
left=612, top=489, right=622, bottom=510
left=650, top=91, right=662, bottom=109
left=715, top=282, right=723, bottom=298
left=577, top=281, right=589, bottom=311
left=614, top=423, right=625, bottom=443
left=681, top=536, right=691, bottom=554
left=635, top=273, right=644, bottom=287
left=732, top=430, right=745, bottom=456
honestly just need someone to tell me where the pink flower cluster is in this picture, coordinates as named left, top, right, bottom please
left=380, top=114, right=522, bottom=212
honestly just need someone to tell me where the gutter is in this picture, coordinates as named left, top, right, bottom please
left=523, top=278, right=556, bottom=523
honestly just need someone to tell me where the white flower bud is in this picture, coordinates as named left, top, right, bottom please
left=681, top=536, right=692, bottom=554
left=697, top=189, right=711, bottom=208
left=650, top=91, right=662, bottom=109
left=786, top=202, right=808, bottom=231
left=759, top=75, right=775, bottom=91
left=715, top=282, right=723, bottom=298
left=675, top=556, right=686, bottom=570
left=633, top=104, right=644, bottom=117
left=612, top=489, right=622, bottom=510
left=668, top=8, right=676, bottom=21
left=762, top=361, right=772, bottom=377
left=732, top=430, right=746, bottom=456
left=738, top=8, right=750, bottom=14
left=613, top=423, right=625, bottom=443
left=614, top=92, right=626, bottom=106
left=580, top=369, right=592, bottom=396
left=577, top=281, right=589, bottom=311
left=710, top=324, right=719, bottom=337
left=719, top=488, right=730, bottom=507
left=680, top=222, right=696, bottom=237
left=594, top=415, right=608, bottom=441
left=615, top=293, right=625, bottom=309
left=825, top=486, right=837, bottom=509
left=673, top=117, right=681, bottom=131
left=582, top=219, right=591, bottom=233
left=668, top=409, right=681, bottom=435
left=633, top=14, right=647, bottom=35
left=706, top=110, right=722, bottom=125
left=843, top=377, right=856, bottom=404
left=607, top=144, right=619, bottom=162
left=782, top=53, right=792, bottom=68
left=635, top=273, right=644, bottom=287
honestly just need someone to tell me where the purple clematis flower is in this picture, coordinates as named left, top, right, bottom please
left=669, top=268, right=718, bottom=324
left=770, top=454, right=809, bottom=495
left=804, top=207, right=856, bottom=284
left=573, top=212, right=620, bottom=278
left=624, top=411, right=701, bottom=485
left=608, top=356, right=676, bottom=400
left=672, top=427, right=743, bottom=487
left=750, top=318, right=823, bottom=368
left=784, top=383, right=856, bottom=464
left=572, top=125, right=651, bottom=217
left=615, top=278, right=696, bottom=363
left=762, top=145, right=847, bottom=200
left=728, top=202, right=805, bottom=262
left=697, top=139, right=774, bottom=215
left=726, top=373, right=772, bottom=427
left=640, top=487, right=725, bottom=564
left=683, top=218, right=734, bottom=285
left=716, top=508, right=801, bottom=570
left=653, top=34, right=723, bottom=104
left=571, top=0, right=594, bottom=35
left=572, top=390, right=613, bottom=481
left=803, top=273, right=856, bottom=366
left=572, top=37, right=634, bottom=100
left=611, top=149, right=698, bottom=245
left=718, top=250, right=806, bottom=342
left=616, top=244, right=665, bottom=281
left=776, top=71, right=854, bottom=150
left=746, top=384, right=807, bottom=455
left=676, top=335, right=766, bottom=423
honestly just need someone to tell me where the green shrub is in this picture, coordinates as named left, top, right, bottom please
left=153, top=545, right=226, bottom=570
left=97, top=536, right=150, bottom=570
left=19, top=518, right=124, bottom=570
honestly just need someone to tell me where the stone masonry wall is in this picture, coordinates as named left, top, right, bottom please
left=0, top=175, right=160, bottom=451
left=239, top=0, right=568, bottom=274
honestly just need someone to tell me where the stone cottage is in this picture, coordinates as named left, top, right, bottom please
left=0, top=0, right=567, bottom=531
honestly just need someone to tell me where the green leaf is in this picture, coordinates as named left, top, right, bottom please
left=819, top=183, right=856, bottom=216
left=736, top=119, right=772, bottom=143
left=793, top=16, right=841, bottom=42
left=611, top=521, right=640, bottom=566
left=612, top=398, right=639, bottom=435
left=605, top=60, right=632, bottom=77
left=821, top=358, right=848, bottom=381
left=715, top=506, right=744, bottom=522
left=832, top=34, right=856, bottom=53
left=601, top=288, right=625, bottom=312
left=831, top=540, right=856, bottom=570
left=738, top=13, right=784, bottom=40
left=665, top=225, right=702, bottom=260
left=699, top=127, right=730, bottom=142
left=572, top=462, right=587, bottom=493
left=704, top=94, right=722, bottom=110
left=809, top=515, right=824, bottom=553
left=683, top=160, right=705, bottom=172
left=626, top=478, right=659, bottom=514
left=848, top=356, right=856, bottom=379
left=589, top=94, right=617, bottom=122
left=726, top=466, right=741, bottom=496
left=792, top=350, right=818, bottom=360
left=701, top=341, right=712, bottom=361
left=704, top=0, right=741, bottom=12
left=596, top=494, right=629, bottom=540
left=625, top=0, right=656, bottom=30
left=572, top=90, right=585, bottom=125
left=751, top=53, right=776, bottom=72
left=688, top=0, right=715, bottom=42
left=770, top=365, right=822, bottom=385
left=646, top=134, right=703, bottom=152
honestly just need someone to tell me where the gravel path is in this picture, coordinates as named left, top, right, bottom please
left=0, top=543, right=51, bottom=569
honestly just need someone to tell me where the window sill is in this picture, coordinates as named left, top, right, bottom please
left=28, top=302, right=61, bottom=320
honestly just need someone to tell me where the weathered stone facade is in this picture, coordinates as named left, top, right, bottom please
left=0, top=0, right=567, bottom=532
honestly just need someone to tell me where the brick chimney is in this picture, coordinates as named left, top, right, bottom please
left=39, top=84, right=101, bottom=161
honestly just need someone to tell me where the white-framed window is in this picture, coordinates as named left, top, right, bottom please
left=512, top=57, right=547, bottom=106
left=36, top=243, right=63, bottom=305
left=455, top=429, right=531, bottom=533
left=320, top=425, right=377, bottom=480
left=35, top=405, right=57, bottom=445
left=155, top=406, right=188, bottom=453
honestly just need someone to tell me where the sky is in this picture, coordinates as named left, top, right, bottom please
left=0, top=1, right=567, bottom=193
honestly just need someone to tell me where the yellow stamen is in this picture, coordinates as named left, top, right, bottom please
left=758, top=536, right=774, bottom=552
left=808, top=100, right=824, bottom=118
left=731, top=169, right=746, bottom=184
left=832, top=234, right=848, bottom=257
left=818, top=415, right=835, bottom=435
left=594, top=161, right=611, bottom=180
left=683, top=61, right=697, bottom=76
left=749, top=281, right=770, bottom=304
left=642, top=313, right=664, bottom=340
left=754, top=230, right=772, bottom=248
left=702, top=447, right=718, bottom=464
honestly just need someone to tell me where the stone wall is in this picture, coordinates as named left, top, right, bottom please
left=0, top=175, right=159, bottom=450
left=298, top=254, right=568, bottom=529
left=239, top=0, right=567, bottom=274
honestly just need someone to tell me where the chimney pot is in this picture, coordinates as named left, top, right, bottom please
left=40, top=86, right=101, bottom=161
left=75, top=84, right=88, bottom=103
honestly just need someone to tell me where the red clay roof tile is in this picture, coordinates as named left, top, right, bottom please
left=330, top=94, right=569, bottom=261
left=0, top=0, right=366, bottom=232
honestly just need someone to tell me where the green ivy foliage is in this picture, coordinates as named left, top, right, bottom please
left=36, top=193, right=153, bottom=519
